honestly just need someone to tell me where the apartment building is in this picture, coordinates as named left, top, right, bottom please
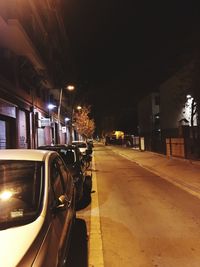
left=0, top=1, right=71, bottom=148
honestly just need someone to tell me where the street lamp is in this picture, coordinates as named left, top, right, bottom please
left=48, top=103, right=57, bottom=144
left=57, top=84, right=76, bottom=144
left=65, top=117, right=70, bottom=122
left=66, top=85, right=75, bottom=91
left=57, top=88, right=63, bottom=143
left=76, top=105, right=82, bottom=110
left=65, top=85, right=82, bottom=144
left=48, top=104, right=57, bottom=110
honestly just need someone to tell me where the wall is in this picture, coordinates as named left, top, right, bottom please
left=159, top=62, right=194, bottom=131
left=138, top=92, right=159, bottom=134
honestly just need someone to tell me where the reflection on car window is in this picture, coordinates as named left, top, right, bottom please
left=51, top=157, right=73, bottom=200
left=0, top=160, right=44, bottom=229
left=50, top=158, right=65, bottom=199
left=59, top=160, right=73, bottom=197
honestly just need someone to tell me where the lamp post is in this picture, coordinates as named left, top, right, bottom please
left=57, top=88, right=63, bottom=144
left=57, top=84, right=75, bottom=144
left=48, top=103, right=56, bottom=144
left=66, top=85, right=76, bottom=144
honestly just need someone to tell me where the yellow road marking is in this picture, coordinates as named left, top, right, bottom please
left=88, top=156, right=104, bottom=267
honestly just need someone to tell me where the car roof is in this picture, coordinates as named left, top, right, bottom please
left=38, top=144, right=77, bottom=151
left=38, top=144, right=68, bottom=148
left=72, top=140, right=86, bottom=143
left=0, top=149, right=55, bottom=161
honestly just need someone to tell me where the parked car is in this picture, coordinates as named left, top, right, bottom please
left=0, top=149, right=76, bottom=267
left=38, top=144, right=86, bottom=205
left=82, top=149, right=93, bottom=170
left=71, top=140, right=88, bottom=155
left=86, top=139, right=94, bottom=149
left=71, top=140, right=93, bottom=169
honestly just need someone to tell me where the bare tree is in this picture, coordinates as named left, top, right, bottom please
left=73, top=106, right=95, bottom=139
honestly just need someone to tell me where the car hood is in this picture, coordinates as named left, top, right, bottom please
left=0, top=216, right=45, bottom=267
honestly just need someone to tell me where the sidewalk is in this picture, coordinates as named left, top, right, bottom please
left=105, top=144, right=200, bottom=199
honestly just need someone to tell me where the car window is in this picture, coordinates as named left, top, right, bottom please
left=50, top=157, right=65, bottom=199
left=0, top=160, right=44, bottom=229
left=57, top=157, right=73, bottom=197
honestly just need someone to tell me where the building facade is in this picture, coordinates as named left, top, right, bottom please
left=138, top=92, right=161, bottom=152
left=138, top=61, right=199, bottom=158
left=0, top=1, right=72, bottom=149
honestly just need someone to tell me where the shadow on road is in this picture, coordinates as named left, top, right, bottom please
left=67, top=218, right=88, bottom=267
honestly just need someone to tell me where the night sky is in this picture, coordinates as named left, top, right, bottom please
left=63, top=1, right=200, bottom=134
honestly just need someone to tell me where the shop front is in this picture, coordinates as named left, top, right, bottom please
left=0, top=98, right=17, bottom=149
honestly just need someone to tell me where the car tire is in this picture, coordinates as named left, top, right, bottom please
left=76, top=175, right=92, bottom=210
left=84, top=175, right=92, bottom=195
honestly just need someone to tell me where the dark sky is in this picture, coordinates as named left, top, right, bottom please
left=63, top=1, right=200, bottom=133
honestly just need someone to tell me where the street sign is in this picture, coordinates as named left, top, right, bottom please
left=40, top=118, right=51, bottom=127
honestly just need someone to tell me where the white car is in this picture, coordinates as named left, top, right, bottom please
left=72, top=140, right=88, bottom=154
left=0, top=149, right=76, bottom=267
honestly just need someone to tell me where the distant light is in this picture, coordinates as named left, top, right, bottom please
left=48, top=104, right=56, bottom=110
left=114, top=131, right=124, bottom=139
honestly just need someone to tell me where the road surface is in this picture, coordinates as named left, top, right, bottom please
left=74, top=143, right=200, bottom=267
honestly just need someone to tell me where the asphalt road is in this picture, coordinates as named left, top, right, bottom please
left=72, top=144, right=200, bottom=267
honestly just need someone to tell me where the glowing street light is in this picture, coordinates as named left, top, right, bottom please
left=66, top=85, right=75, bottom=91
left=48, top=103, right=56, bottom=110
left=56, top=84, right=76, bottom=144
left=65, top=117, right=70, bottom=122
left=76, top=105, right=82, bottom=110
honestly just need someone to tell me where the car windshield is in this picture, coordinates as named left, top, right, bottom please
left=60, top=149, right=76, bottom=164
left=0, top=160, right=44, bottom=230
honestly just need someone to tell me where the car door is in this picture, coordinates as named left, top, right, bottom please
left=50, top=156, right=74, bottom=266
